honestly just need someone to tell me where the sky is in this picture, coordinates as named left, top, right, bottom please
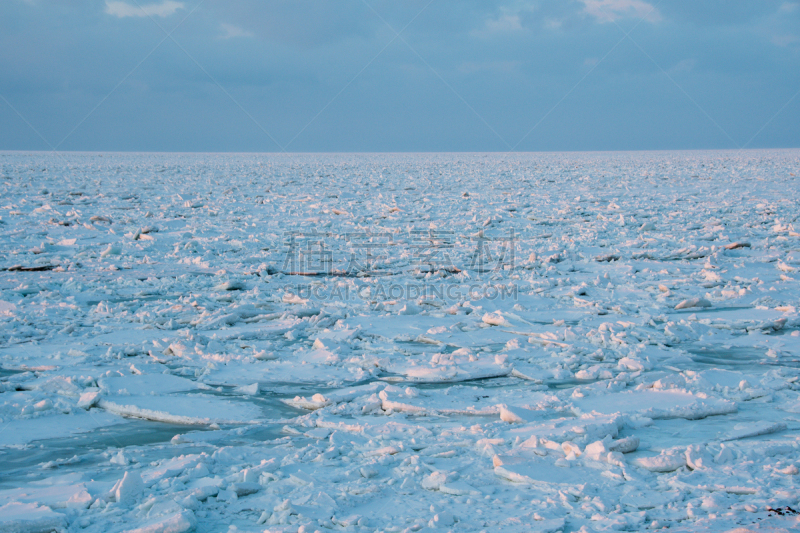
left=1, top=0, right=799, bottom=152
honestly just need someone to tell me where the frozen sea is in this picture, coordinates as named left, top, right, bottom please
left=0, top=150, right=799, bottom=532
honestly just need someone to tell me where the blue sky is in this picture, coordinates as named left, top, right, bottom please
left=1, top=0, right=799, bottom=152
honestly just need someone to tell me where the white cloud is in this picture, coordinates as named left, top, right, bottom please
left=472, top=8, right=529, bottom=38
left=219, top=23, right=254, bottom=40
left=668, top=58, right=696, bottom=74
left=484, top=14, right=523, bottom=34
left=104, top=1, right=184, bottom=19
left=459, top=60, right=521, bottom=74
left=582, top=0, right=661, bottom=23
left=772, top=34, right=799, bottom=47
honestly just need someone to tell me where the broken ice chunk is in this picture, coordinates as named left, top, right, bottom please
left=235, top=383, right=260, bottom=396
left=101, top=243, right=122, bottom=257
left=214, top=280, right=245, bottom=291
left=113, top=471, right=144, bottom=505
left=685, top=444, right=714, bottom=470
left=674, top=297, right=712, bottom=310
left=122, top=510, right=196, bottom=533
left=482, top=312, right=511, bottom=326
left=633, top=451, right=686, bottom=472
left=78, top=391, right=100, bottom=410
left=0, top=502, right=66, bottom=532
left=571, top=390, right=736, bottom=420
left=722, top=421, right=786, bottom=441
left=499, top=405, right=538, bottom=424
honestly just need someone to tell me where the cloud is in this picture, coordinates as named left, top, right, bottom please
left=219, top=23, right=253, bottom=40
left=668, top=58, right=696, bottom=74
left=582, top=0, right=661, bottom=23
left=484, top=14, right=523, bottom=34
left=544, top=18, right=563, bottom=30
left=472, top=5, right=533, bottom=39
left=471, top=12, right=525, bottom=39
left=772, top=34, right=799, bottom=46
left=104, top=1, right=184, bottom=18
left=458, top=60, right=521, bottom=74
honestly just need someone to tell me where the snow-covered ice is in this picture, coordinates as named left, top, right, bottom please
left=1, top=150, right=800, bottom=532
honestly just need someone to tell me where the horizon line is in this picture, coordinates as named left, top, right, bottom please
left=2, top=147, right=800, bottom=156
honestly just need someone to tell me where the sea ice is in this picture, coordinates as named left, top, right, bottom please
left=1, top=151, right=799, bottom=532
